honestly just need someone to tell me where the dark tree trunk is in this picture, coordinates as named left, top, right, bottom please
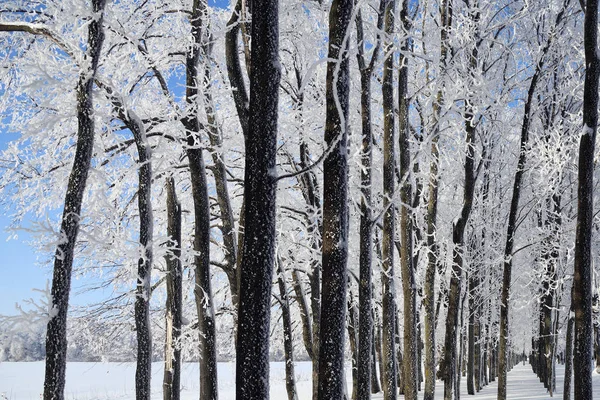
left=235, top=0, right=280, bottom=398
left=573, top=0, right=599, bottom=398
left=225, top=0, right=249, bottom=138
left=163, top=177, right=182, bottom=400
left=184, top=2, right=218, bottom=398
left=277, top=261, right=299, bottom=400
left=317, top=0, right=353, bottom=398
left=355, top=5, right=384, bottom=399
left=442, top=45, right=476, bottom=400
left=564, top=308, right=574, bottom=400
left=398, top=1, right=417, bottom=398
left=423, top=1, right=450, bottom=398
left=133, top=99, right=154, bottom=400
left=204, top=53, right=239, bottom=312
left=43, top=2, right=107, bottom=399
left=348, top=292, right=360, bottom=400
left=381, top=0, right=398, bottom=398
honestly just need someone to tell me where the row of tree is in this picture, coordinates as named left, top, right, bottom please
left=0, top=0, right=599, bottom=399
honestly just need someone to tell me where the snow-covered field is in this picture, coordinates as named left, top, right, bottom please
left=1, top=361, right=599, bottom=399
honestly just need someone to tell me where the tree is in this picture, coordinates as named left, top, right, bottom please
left=5, top=1, right=111, bottom=399
left=355, top=2, right=385, bottom=398
left=398, top=0, right=418, bottom=397
left=381, top=0, right=398, bottom=398
left=183, top=1, right=218, bottom=398
left=317, top=0, right=353, bottom=398
left=235, top=0, right=281, bottom=398
left=163, top=177, right=182, bottom=400
left=572, top=0, right=599, bottom=398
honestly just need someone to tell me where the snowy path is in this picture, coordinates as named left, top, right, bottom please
left=1, top=361, right=598, bottom=399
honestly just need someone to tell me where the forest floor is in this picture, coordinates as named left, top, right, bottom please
left=1, top=361, right=599, bottom=399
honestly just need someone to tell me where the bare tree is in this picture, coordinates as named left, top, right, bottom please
left=235, top=0, right=281, bottom=398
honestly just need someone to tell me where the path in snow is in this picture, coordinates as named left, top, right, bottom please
left=0, top=360, right=598, bottom=399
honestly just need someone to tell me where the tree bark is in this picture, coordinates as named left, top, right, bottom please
left=423, top=1, right=450, bottom=397
left=43, top=2, right=107, bottom=399
left=163, top=177, right=182, bottom=400
left=317, top=1, right=353, bottom=398
left=355, top=4, right=385, bottom=398
left=235, top=0, right=280, bottom=398
left=572, top=0, right=599, bottom=398
left=398, top=0, right=417, bottom=398
left=381, top=0, right=398, bottom=398
left=564, top=308, right=574, bottom=400
left=277, top=260, right=299, bottom=400
left=183, top=2, right=218, bottom=398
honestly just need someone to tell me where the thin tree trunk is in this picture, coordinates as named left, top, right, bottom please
left=348, top=291, right=360, bottom=400
left=235, top=0, right=280, bottom=398
left=398, top=0, right=418, bottom=396
left=564, top=309, right=574, bottom=400
left=184, top=2, right=218, bottom=398
left=277, top=260, right=299, bottom=400
left=423, top=0, right=450, bottom=397
left=381, top=0, right=398, bottom=398
left=43, top=2, right=107, bottom=399
left=164, top=177, right=182, bottom=400
left=573, top=0, right=599, bottom=398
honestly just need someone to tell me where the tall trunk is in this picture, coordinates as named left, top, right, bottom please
left=277, top=261, right=299, bottom=400
left=398, top=0, right=417, bottom=398
left=423, top=1, right=450, bottom=398
left=381, top=0, right=398, bottom=398
left=573, top=0, right=599, bottom=398
left=204, top=60, right=239, bottom=311
left=43, top=2, right=107, bottom=399
left=163, top=177, right=182, bottom=400
left=317, top=0, right=353, bottom=398
left=184, top=2, right=218, bottom=398
left=235, top=0, right=280, bottom=398
left=133, top=94, right=154, bottom=400
left=355, top=4, right=385, bottom=398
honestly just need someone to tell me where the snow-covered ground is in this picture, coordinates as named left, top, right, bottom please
left=1, top=361, right=598, bottom=399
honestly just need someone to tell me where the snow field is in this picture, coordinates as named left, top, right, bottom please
left=1, top=361, right=599, bottom=399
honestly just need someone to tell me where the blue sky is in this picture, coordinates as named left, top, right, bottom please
left=0, top=0, right=231, bottom=316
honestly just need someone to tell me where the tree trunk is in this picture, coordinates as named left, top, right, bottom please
left=398, top=0, right=418, bottom=397
left=348, top=292, right=360, bottom=400
left=163, top=177, right=182, bottom=400
left=573, top=0, right=599, bottom=398
left=564, top=309, right=574, bottom=400
left=317, top=0, right=353, bottom=398
left=355, top=4, right=385, bottom=398
left=184, top=2, right=218, bottom=398
left=442, top=56, right=476, bottom=400
left=423, top=1, right=450, bottom=397
left=235, top=0, right=280, bottom=398
left=43, top=2, right=107, bottom=399
left=381, top=0, right=398, bottom=398
left=277, top=261, right=299, bottom=400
